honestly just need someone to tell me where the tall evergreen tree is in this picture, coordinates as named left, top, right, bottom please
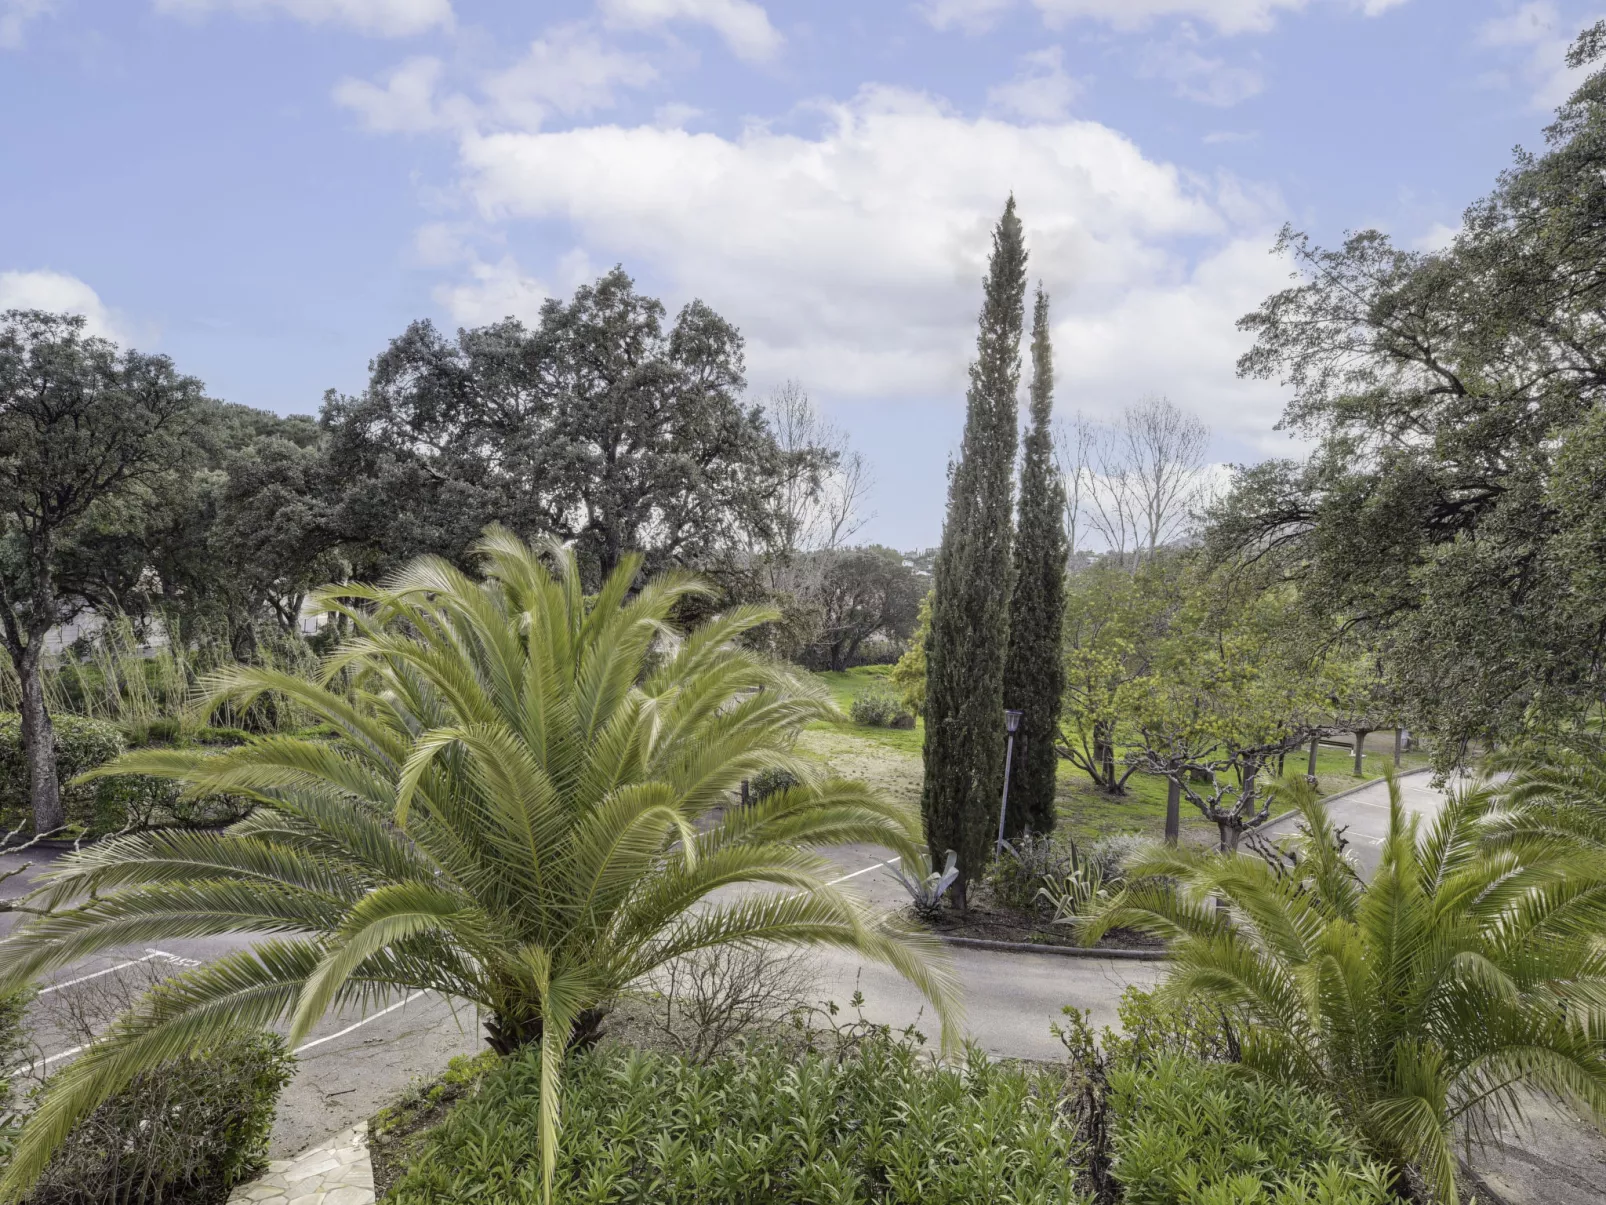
left=1002, top=286, right=1068, bottom=837
left=921, top=197, right=1028, bottom=907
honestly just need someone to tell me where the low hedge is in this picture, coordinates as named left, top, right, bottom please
left=383, top=1037, right=1084, bottom=1204
left=22, top=1030, right=294, bottom=1205
left=1109, top=1057, right=1391, bottom=1204
left=0, top=712, right=251, bottom=835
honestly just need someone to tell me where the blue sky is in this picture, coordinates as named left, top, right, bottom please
left=1, top=0, right=1599, bottom=550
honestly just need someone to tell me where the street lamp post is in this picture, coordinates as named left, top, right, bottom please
left=997, top=709, right=1024, bottom=850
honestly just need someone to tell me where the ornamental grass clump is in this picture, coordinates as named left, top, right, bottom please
left=0, top=528, right=958, bottom=1205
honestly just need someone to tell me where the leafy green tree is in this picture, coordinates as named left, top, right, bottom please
left=890, top=591, right=931, bottom=716
left=1055, top=557, right=1178, bottom=794
left=1211, top=25, right=1606, bottom=760
left=922, top=198, right=1027, bottom=905
left=0, top=311, right=207, bottom=831
left=1082, top=776, right=1606, bottom=1202
left=1126, top=571, right=1333, bottom=850
left=323, top=269, right=790, bottom=582
left=806, top=545, right=923, bottom=671
left=1001, top=287, right=1067, bottom=836
left=0, top=529, right=958, bottom=1205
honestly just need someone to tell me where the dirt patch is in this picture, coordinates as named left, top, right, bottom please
left=912, top=901, right=1163, bottom=951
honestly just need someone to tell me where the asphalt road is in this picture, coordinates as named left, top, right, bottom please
left=0, top=839, right=1159, bottom=1155
left=1257, top=768, right=1448, bottom=877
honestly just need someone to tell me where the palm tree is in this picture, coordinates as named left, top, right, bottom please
left=1079, top=774, right=1606, bottom=1202
left=0, top=529, right=960, bottom=1204
left=1487, top=736, right=1606, bottom=857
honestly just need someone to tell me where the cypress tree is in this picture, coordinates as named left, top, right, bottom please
left=921, top=197, right=1028, bottom=908
left=1002, top=286, right=1068, bottom=837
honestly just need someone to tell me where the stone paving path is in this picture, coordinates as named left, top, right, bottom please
left=227, top=1123, right=374, bottom=1205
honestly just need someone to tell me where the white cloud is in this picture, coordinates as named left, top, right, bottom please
left=441, top=84, right=1280, bottom=427
left=336, top=28, right=659, bottom=134
left=918, top=0, right=1015, bottom=32
left=0, top=270, right=129, bottom=343
left=482, top=25, right=658, bottom=127
left=922, top=0, right=1409, bottom=36
left=1412, top=221, right=1459, bottom=252
left=432, top=254, right=550, bottom=325
left=1477, top=2, right=1602, bottom=110
left=1139, top=26, right=1263, bottom=105
left=0, top=0, right=55, bottom=49
left=153, top=0, right=452, bottom=38
left=334, top=56, right=456, bottom=132
left=599, top=0, right=781, bottom=62
left=987, top=46, right=1083, bottom=120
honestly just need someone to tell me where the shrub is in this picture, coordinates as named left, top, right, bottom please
left=848, top=682, right=905, bottom=727
left=24, top=1030, right=294, bottom=1205
left=988, top=832, right=1068, bottom=913
left=384, top=1035, right=1085, bottom=1204
left=0, top=714, right=125, bottom=831
left=1108, top=1056, right=1392, bottom=1205
left=748, top=766, right=799, bottom=802
left=0, top=989, right=30, bottom=1163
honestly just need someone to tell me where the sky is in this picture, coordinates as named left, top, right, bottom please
left=1, top=0, right=1600, bottom=551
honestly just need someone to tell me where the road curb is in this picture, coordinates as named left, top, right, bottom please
left=1257, top=767, right=1433, bottom=835
left=934, top=935, right=1168, bottom=961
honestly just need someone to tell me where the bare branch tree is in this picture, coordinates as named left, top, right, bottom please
left=1057, top=399, right=1211, bottom=571
left=765, top=381, right=875, bottom=560
left=1119, top=395, right=1210, bottom=563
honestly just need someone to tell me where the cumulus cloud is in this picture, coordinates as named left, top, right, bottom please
left=153, top=0, right=452, bottom=38
left=923, top=0, right=1408, bottom=36
left=437, top=83, right=1284, bottom=433
left=336, top=28, right=659, bottom=134
left=1139, top=25, right=1263, bottom=105
left=599, top=0, right=781, bottom=62
left=986, top=46, right=1083, bottom=120
left=0, top=270, right=130, bottom=343
left=0, top=0, right=55, bottom=49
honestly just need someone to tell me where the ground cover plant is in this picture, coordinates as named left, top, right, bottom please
left=382, top=1033, right=1087, bottom=1205
left=0, top=530, right=958, bottom=1205
left=1080, top=774, right=1606, bottom=1202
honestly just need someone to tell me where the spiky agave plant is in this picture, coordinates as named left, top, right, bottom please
left=0, top=528, right=960, bottom=1204
left=1078, top=773, right=1606, bottom=1202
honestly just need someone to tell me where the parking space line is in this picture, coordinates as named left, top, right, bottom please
left=294, top=992, right=427, bottom=1055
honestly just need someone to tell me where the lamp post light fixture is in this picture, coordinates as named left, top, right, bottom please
left=997, top=709, right=1025, bottom=850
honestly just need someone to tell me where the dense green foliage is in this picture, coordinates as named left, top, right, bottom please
left=0, top=714, right=123, bottom=831
left=323, top=269, right=786, bottom=582
left=922, top=198, right=1027, bottom=905
left=384, top=1035, right=1086, bottom=1205
left=0, top=531, right=956, bottom=1204
left=21, top=1031, right=292, bottom=1205
left=1083, top=776, right=1606, bottom=1201
left=1108, top=1057, right=1392, bottom=1205
left=848, top=682, right=907, bottom=728
left=0, top=310, right=211, bottom=830
left=1001, top=287, right=1067, bottom=837
left=1211, top=24, right=1606, bottom=759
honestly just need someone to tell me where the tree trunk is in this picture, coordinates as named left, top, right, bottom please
left=1393, top=727, right=1402, bottom=767
left=1307, top=736, right=1319, bottom=780
left=1164, top=777, right=1180, bottom=846
left=1217, top=822, right=1240, bottom=854
left=1353, top=730, right=1370, bottom=776
left=16, top=647, right=64, bottom=833
left=484, top=1006, right=610, bottom=1057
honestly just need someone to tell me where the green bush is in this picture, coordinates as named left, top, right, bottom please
left=848, top=683, right=905, bottom=728
left=1108, top=1056, right=1392, bottom=1205
left=384, top=1036, right=1086, bottom=1204
left=23, top=1030, right=294, bottom=1205
left=0, top=989, right=31, bottom=1164
left=0, top=711, right=253, bottom=835
left=748, top=766, right=799, bottom=802
left=0, top=713, right=126, bottom=831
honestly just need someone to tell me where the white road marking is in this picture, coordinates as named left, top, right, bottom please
left=36, top=948, right=196, bottom=995
left=294, top=992, right=427, bottom=1055
left=825, top=857, right=897, bottom=887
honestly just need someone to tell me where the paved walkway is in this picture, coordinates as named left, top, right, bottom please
left=227, top=1124, right=374, bottom=1205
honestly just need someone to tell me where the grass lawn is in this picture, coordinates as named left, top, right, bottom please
left=805, top=666, right=1433, bottom=846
